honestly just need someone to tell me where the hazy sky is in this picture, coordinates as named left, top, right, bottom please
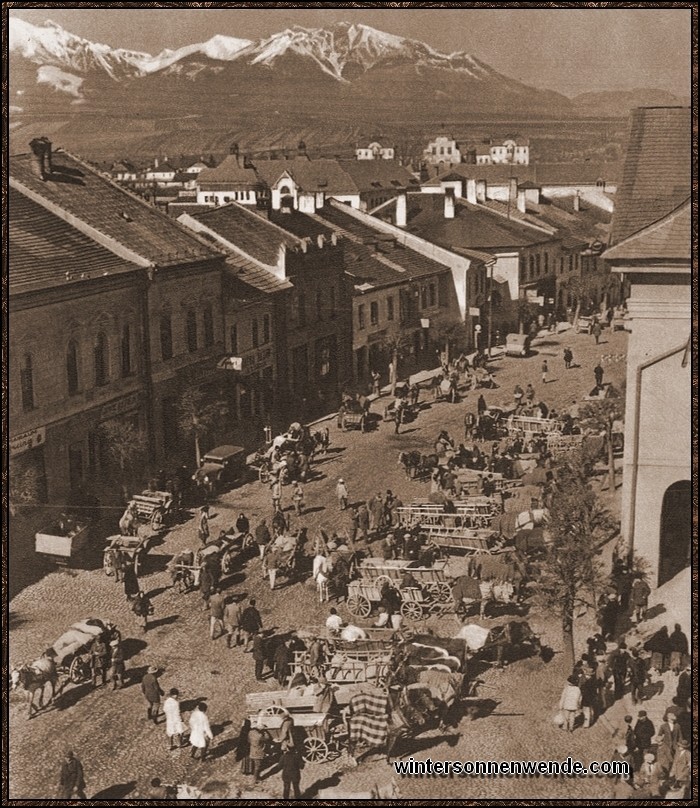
left=10, top=7, right=692, bottom=97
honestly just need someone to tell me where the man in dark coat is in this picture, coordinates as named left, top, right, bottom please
left=141, top=665, right=164, bottom=723
left=634, top=710, right=655, bottom=754
left=274, top=640, right=291, bottom=686
left=281, top=747, right=303, bottom=799
left=90, top=636, right=109, bottom=687
left=199, top=563, right=214, bottom=611
left=57, top=750, right=86, bottom=799
left=668, top=624, right=689, bottom=671
left=123, top=562, right=140, bottom=601
left=240, top=598, right=263, bottom=651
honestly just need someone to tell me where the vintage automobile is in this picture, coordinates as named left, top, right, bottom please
left=192, top=445, right=246, bottom=496
left=35, top=516, right=91, bottom=566
left=505, top=333, right=531, bottom=357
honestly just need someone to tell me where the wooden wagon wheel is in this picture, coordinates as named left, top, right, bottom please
left=374, top=575, right=395, bottom=592
left=436, top=582, right=453, bottom=603
left=303, top=736, right=329, bottom=763
left=260, top=704, right=289, bottom=717
left=423, top=583, right=440, bottom=603
left=69, top=655, right=87, bottom=684
left=346, top=593, right=371, bottom=619
left=400, top=600, right=424, bottom=621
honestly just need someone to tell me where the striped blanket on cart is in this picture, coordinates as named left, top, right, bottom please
left=348, top=691, right=389, bottom=749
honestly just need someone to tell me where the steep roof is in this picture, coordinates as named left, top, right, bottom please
left=374, top=193, right=552, bottom=251
left=11, top=150, right=221, bottom=268
left=224, top=253, right=292, bottom=297
left=254, top=158, right=357, bottom=195
left=9, top=187, right=140, bottom=295
left=186, top=203, right=301, bottom=266
left=336, top=160, right=419, bottom=193
left=197, top=154, right=261, bottom=187
left=609, top=107, right=691, bottom=245
left=604, top=199, right=691, bottom=263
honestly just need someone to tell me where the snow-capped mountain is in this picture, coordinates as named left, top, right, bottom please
left=10, top=18, right=500, bottom=89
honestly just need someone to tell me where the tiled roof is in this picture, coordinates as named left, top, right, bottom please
left=422, top=163, right=535, bottom=187
left=224, top=253, right=292, bottom=296
left=422, top=162, right=621, bottom=188
left=11, top=150, right=221, bottom=268
left=312, top=202, right=467, bottom=286
left=186, top=203, right=301, bottom=266
left=609, top=107, right=691, bottom=245
left=197, top=154, right=261, bottom=187
left=374, top=194, right=551, bottom=251
left=254, top=159, right=357, bottom=195
left=165, top=203, right=215, bottom=219
left=336, top=160, right=419, bottom=193
left=268, top=210, right=334, bottom=239
left=522, top=198, right=611, bottom=245
left=9, top=187, right=140, bottom=294
left=604, top=199, right=691, bottom=262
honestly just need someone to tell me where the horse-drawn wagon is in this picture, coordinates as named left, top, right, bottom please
left=103, top=533, right=153, bottom=576
left=35, top=518, right=92, bottom=566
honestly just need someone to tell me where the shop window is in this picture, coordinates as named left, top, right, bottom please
left=67, top=340, right=80, bottom=396
left=186, top=309, right=198, bottom=353
left=20, top=353, right=34, bottom=411
left=94, top=332, right=109, bottom=387
left=160, top=314, right=173, bottom=360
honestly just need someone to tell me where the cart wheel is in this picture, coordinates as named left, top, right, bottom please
left=375, top=575, right=395, bottom=592
left=436, top=582, right=453, bottom=603
left=424, top=583, right=439, bottom=603
left=261, top=705, right=289, bottom=717
left=69, top=656, right=85, bottom=684
left=401, top=600, right=424, bottom=621
left=303, top=736, right=329, bottom=764
left=347, top=594, right=371, bottom=619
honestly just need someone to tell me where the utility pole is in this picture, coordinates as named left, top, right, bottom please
left=487, top=261, right=494, bottom=358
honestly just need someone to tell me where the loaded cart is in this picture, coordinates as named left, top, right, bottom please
left=35, top=518, right=91, bottom=566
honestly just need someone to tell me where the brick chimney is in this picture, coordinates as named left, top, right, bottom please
left=466, top=178, right=477, bottom=205
left=476, top=179, right=487, bottom=203
left=444, top=187, right=455, bottom=219
left=509, top=177, right=518, bottom=209
left=573, top=191, right=581, bottom=213
left=29, top=137, right=51, bottom=180
left=297, top=140, right=307, bottom=159
left=395, top=190, right=407, bottom=227
left=517, top=188, right=526, bottom=214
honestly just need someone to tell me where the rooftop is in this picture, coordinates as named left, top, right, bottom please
left=604, top=199, right=691, bottom=263
left=422, top=161, right=621, bottom=188
left=336, top=160, right=419, bottom=193
left=197, top=154, right=261, bottom=187
left=11, top=148, right=221, bottom=268
left=9, top=187, right=140, bottom=295
left=224, top=252, right=292, bottom=298
left=609, top=107, right=691, bottom=245
left=254, top=158, right=356, bottom=196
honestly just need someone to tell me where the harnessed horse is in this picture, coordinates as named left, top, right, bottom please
left=119, top=502, right=138, bottom=536
left=10, top=656, right=61, bottom=718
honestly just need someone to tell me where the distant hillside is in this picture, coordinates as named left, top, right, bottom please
left=572, top=88, right=689, bottom=118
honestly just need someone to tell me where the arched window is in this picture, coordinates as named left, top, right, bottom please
left=121, top=323, right=132, bottom=377
left=94, top=332, right=109, bottom=387
left=186, top=309, right=198, bottom=353
left=20, top=353, right=34, bottom=411
left=279, top=184, right=292, bottom=196
left=67, top=340, right=80, bottom=395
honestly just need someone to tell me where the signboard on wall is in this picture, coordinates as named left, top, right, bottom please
left=218, top=356, right=243, bottom=371
left=468, top=307, right=481, bottom=317
left=10, top=426, right=46, bottom=458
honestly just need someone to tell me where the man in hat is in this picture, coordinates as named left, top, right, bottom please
left=636, top=750, right=662, bottom=798
left=558, top=674, right=582, bottom=733
left=622, top=715, right=637, bottom=760
left=57, top=750, right=86, bottom=799
left=163, top=688, right=186, bottom=751
left=109, top=637, right=126, bottom=690
left=634, top=710, right=655, bottom=756
left=240, top=598, right=263, bottom=652
left=209, top=587, right=225, bottom=640
left=90, top=634, right=109, bottom=688
left=336, top=479, right=348, bottom=511
left=668, top=738, right=691, bottom=797
left=141, top=666, right=164, bottom=723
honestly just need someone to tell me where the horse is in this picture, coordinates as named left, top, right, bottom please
left=119, top=501, right=138, bottom=536
left=10, top=656, right=61, bottom=718
left=398, top=451, right=421, bottom=479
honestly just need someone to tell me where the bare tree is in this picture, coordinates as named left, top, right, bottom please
left=8, top=462, right=43, bottom=517
left=177, top=387, right=228, bottom=467
left=430, top=314, right=468, bottom=365
left=380, top=331, right=409, bottom=396
left=100, top=418, right=147, bottom=503
left=530, top=451, right=616, bottom=666
left=579, top=393, right=625, bottom=494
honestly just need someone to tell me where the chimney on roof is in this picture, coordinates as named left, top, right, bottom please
left=317, top=234, right=325, bottom=249
left=466, top=178, right=477, bottom=205
left=298, top=192, right=316, bottom=214
left=573, top=191, right=581, bottom=213
left=516, top=188, right=526, bottom=214
left=243, top=154, right=253, bottom=169
left=395, top=190, right=407, bottom=228
left=444, top=187, right=456, bottom=220
left=509, top=177, right=518, bottom=209
left=476, top=180, right=486, bottom=203
left=230, top=143, right=239, bottom=157
left=29, top=137, right=51, bottom=180
left=154, top=157, right=159, bottom=168
left=297, top=140, right=307, bottom=158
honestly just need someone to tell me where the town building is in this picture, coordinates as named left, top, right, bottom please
left=178, top=202, right=353, bottom=421
left=9, top=138, right=227, bottom=506
left=355, top=141, right=395, bottom=160
left=603, top=106, right=692, bottom=589
left=422, top=135, right=464, bottom=170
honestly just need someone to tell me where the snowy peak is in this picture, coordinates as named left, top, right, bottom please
left=9, top=16, right=493, bottom=85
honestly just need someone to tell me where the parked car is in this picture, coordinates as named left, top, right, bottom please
left=192, top=445, right=246, bottom=496
left=505, top=333, right=531, bottom=357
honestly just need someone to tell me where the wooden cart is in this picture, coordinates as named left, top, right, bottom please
left=132, top=490, right=173, bottom=531
left=35, top=520, right=91, bottom=566
left=422, top=525, right=496, bottom=555
left=103, top=533, right=153, bottom=576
